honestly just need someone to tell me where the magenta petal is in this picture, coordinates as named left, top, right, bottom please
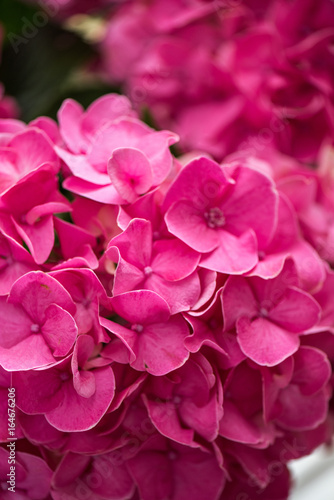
left=292, top=346, right=331, bottom=395
left=8, top=128, right=58, bottom=174
left=0, top=148, right=18, bottom=193
left=143, top=396, right=194, bottom=445
left=166, top=200, right=219, bottom=253
left=219, top=400, right=265, bottom=445
left=222, top=165, right=278, bottom=248
left=127, top=450, right=172, bottom=500
left=131, top=317, right=190, bottom=375
left=111, top=290, right=171, bottom=325
left=172, top=447, right=225, bottom=500
left=247, top=252, right=286, bottom=279
left=108, top=218, right=152, bottom=268
left=9, top=271, right=76, bottom=321
left=26, top=201, right=70, bottom=225
left=13, top=367, right=64, bottom=414
left=163, top=156, right=228, bottom=211
left=13, top=214, right=55, bottom=265
left=139, top=130, right=178, bottom=185
left=237, top=317, right=300, bottom=366
left=81, top=94, right=134, bottom=138
left=0, top=297, right=32, bottom=348
left=269, top=287, right=321, bottom=332
left=152, top=239, right=200, bottom=280
left=15, top=451, right=52, bottom=499
left=0, top=333, right=55, bottom=371
left=56, top=147, right=110, bottom=184
left=222, top=276, right=258, bottom=331
left=0, top=232, right=38, bottom=295
left=41, top=304, right=78, bottom=357
left=72, top=335, right=96, bottom=398
left=112, top=252, right=146, bottom=295
left=89, top=454, right=135, bottom=499
left=46, top=366, right=115, bottom=431
left=108, top=147, right=153, bottom=203
left=290, top=240, right=326, bottom=293
left=57, top=99, right=86, bottom=153
left=200, top=229, right=258, bottom=274
left=179, top=392, right=221, bottom=441
left=145, top=272, right=200, bottom=314
left=63, top=176, right=125, bottom=204
left=276, top=384, right=329, bottom=430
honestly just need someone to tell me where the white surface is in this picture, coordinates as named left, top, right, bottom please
left=289, top=446, right=334, bottom=500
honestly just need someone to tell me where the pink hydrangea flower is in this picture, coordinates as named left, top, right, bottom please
left=0, top=271, right=77, bottom=371
left=164, top=157, right=278, bottom=274
left=106, top=218, right=201, bottom=313
left=222, top=260, right=321, bottom=365
left=56, top=94, right=178, bottom=204
left=101, top=290, right=190, bottom=375
left=14, top=335, right=115, bottom=432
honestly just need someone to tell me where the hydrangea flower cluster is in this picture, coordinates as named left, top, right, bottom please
left=0, top=93, right=333, bottom=500
left=100, top=0, right=334, bottom=163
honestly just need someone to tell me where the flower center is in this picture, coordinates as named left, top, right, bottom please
left=258, top=251, right=266, bottom=261
left=259, top=307, right=269, bottom=318
left=204, top=207, right=225, bottom=229
left=60, top=372, right=70, bottom=382
left=30, top=324, right=40, bottom=333
left=144, top=266, right=153, bottom=276
left=131, top=324, right=144, bottom=333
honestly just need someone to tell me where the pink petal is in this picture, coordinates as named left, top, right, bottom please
left=111, top=290, right=170, bottom=325
left=145, top=272, right=201, bottom=314
left=222, top=165, right=278, bottom=248
left=108, top=147, right=153, bottom=203
left=57, top=99, right=86, bottom=153
left=0, top=297, right=33, bottom=348
left=12, top=214, right=55, bottom=265
left=166, top=200, right=220, bottom=253
left=237, top=317, right=300, bottom=366
left=46, top=366, right=115, bottom=432
left=56, top=147, right=110, bottom=184
left=152, top=239, right=200, bottom=280
left=107, top=218, right=152, bottom=268
left=9, top=271, right=76, bottom=322
left=292, top=346, right=331, bottom=395
left=276, top=384, right=329, bottom=430
left=111, top=251, right=146, bottom=295
left=163, top=156, right=228, bottom=212
left=81, top=94, right=134, bottom=140
left=131, top=316, right=190, bottom=375
left=269, top=287, right=321, bottom=332
left=219, top=400, right=266, bottom=445
left=63, top=176, right=125, bottom=204
left=13, top=366, right=64, bottom=414
left=139, top=129, right=178, bottom=186
left=143, top=396, right=194, bottom=445
left=0, top=333, right=55, bottom=371
left=41, top=304, right=78, bottom=357
left=222, top=276, right=258, bottom=332
left=200, top=229, right=258, bottom=274
left=172, top=446, right=225, bottom=500
left=8, top=128, right=58, bottom=175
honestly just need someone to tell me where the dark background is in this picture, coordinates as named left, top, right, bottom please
left=0, top=0, right=116, bottom=122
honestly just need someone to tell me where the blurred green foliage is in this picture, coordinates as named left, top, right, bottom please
left=0, top=0, right=117, bottom=122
